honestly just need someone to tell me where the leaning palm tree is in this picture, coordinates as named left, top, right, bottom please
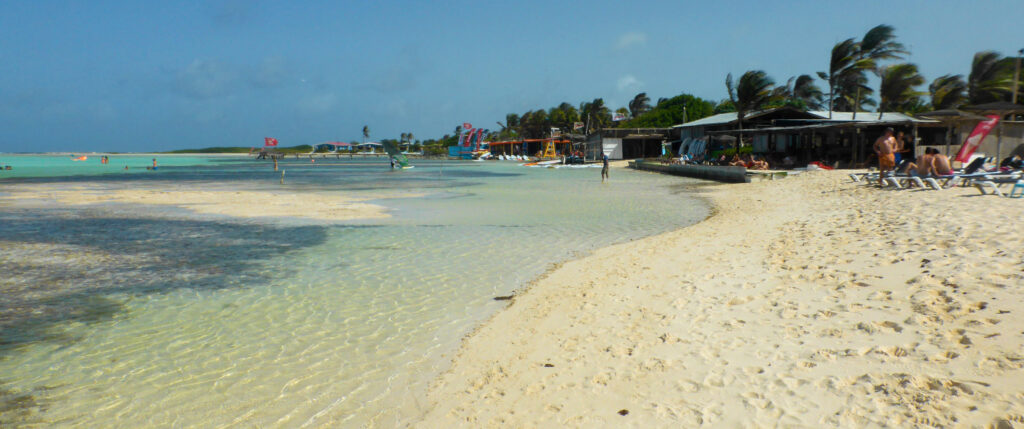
left=792, top=75, right=825, bottom=110
left=775, top=75, right=826, bottom=109
left=833, top=71, right=875, bottom=113
left=929, top=74, right=968, bottom=110
left=726, top=70, right=775, bottom=156
left=968, top=51, right=1014, bottom=104
left=878, top=63, right=925, bottom=119
left=859, top=24, right=907, bottom=62
left=628, top=92, right=651, bottom=118
left=818, top=38, right=872, bottom=118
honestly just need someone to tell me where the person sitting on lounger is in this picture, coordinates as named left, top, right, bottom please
left=914, top=149, right=935, bottom=176
left=932, top=149, right=953, bottom=176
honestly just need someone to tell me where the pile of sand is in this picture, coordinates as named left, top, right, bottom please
left=416, top=170, right=1024, bottom=427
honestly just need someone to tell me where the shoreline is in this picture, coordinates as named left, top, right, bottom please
left=414, top=170, right=1024, bottom=427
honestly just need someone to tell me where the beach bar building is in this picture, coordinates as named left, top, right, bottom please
left=673, top=107, right=945, bottom=167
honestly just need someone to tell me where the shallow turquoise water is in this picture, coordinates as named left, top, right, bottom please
left=0, top=154, right=232, bottom=179
left=0, top=156, right=709, bottom=427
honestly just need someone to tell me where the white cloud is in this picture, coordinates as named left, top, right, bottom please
left=614, top=32, right=647, bottom=51
left=617, top=74, right=642, bottom=91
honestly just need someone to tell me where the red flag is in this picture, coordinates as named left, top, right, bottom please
left=475, top=128, right=484, bottom=151
left=264, top=137, right=278, bottom=147
left=463, top=128, right=475, bottom=147
left=955, top=115, right=999, bottom=163
left=462, top=122, right=472, bottom=129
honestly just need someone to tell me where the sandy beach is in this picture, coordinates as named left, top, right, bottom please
left=417, top=170, right=1024, bottom=427
left=0, top=184, right=414, bottom=222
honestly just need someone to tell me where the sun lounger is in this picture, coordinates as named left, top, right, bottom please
left=972, top=175, right=1023, bottom=196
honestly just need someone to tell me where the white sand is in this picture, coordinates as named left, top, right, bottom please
left=0, top=184, right=412, bottom=221
left=417, top=170, right=1024, bottom=427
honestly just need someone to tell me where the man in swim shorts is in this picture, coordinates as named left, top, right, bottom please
left=873, top=127, right=897, bottom=186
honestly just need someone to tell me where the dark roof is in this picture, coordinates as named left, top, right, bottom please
left=962, top=102, right=1024, bottom=114
left=916, top=109, right=987, bottom=121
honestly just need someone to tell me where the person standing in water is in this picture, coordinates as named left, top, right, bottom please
left=601, top=153, right=609, bottom=182
left=152, top=158, right=157, bottom=170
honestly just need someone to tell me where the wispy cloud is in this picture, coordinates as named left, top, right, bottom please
left=614, top=32, right=647, bottom=51
left=617, top=74, right=642, bottom=91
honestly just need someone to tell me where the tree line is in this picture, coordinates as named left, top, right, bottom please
left=378, top=24, right=1021, bottom=150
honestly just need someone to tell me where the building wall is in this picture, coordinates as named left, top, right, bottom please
left=602, top=138, right=623, bottom=159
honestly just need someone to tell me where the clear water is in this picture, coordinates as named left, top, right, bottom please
left=0, top=156, right=709, bottom=427
left=0, top=154, right=229, bottom=179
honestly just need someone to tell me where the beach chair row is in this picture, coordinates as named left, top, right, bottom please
left=849, top=170, right=1024, bottom=197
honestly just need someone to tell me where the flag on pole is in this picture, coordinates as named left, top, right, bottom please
left=462, top=122, right=472, bottom=129
left=475, top=128, right=484, bottom=150
left=264, top=137, right=278, bottom=147
left=463, top=128, right=475, bottom=147
left=955, top=115, right=999, bottom=163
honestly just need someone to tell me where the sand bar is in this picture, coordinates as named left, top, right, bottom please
left=0, top=183, right=415, bottom=221
left=417, top=170, right=1024, bottom=427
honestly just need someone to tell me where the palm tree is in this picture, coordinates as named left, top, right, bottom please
left=929, top=74, right=968, bottom=110
left=726, top=70, right=775, bottom=155
left=818, top=25, right=906, bottom=117
left=968, top=51, right=1014, bottom=104
left=773, top=75, right=825, bottom=109
left=833, top=71, right=875, bottom=112
left=791, top=75, right=825, bottom=110
left=877, top=63, right=925, bottom=119
left=859, top=24, right=907, bottom=62
left=628, top=92, right=651, bottom=118
left=818, top=38, right=871, bottom=118
left=362, top=125, right=369, bottom=144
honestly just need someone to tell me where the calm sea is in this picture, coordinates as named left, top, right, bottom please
left=0, top=154, right=709, bottom=427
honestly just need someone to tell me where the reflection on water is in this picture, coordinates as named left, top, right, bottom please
left=0, top=158, right=709, bottom=427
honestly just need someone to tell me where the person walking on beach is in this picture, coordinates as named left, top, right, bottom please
left=873, top=128, right=896, bottom=186
left=601, top=153, right=609, bottom=182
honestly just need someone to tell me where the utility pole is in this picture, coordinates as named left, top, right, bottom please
left=1012, top=48, right=1022, bottom=105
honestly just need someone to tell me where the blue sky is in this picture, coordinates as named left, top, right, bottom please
left=1, top=0, right=1021, bottom=152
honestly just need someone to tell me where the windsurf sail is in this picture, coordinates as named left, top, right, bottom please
left=381, top=140, right=410, bottom=168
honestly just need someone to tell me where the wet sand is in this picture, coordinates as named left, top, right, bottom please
left=417, top=170, right=1024, bottom=427
left=0, top=184, right=411, bottom=221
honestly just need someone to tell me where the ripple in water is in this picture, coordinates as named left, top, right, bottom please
left=0, top=160, right=709, bottom=427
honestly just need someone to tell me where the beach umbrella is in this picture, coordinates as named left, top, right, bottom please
left=962, top=102, right=1024, bottom=162
left=916, top=109, right=987, bottom=156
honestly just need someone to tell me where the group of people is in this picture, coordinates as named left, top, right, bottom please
left=874, top=127, right=953, bottom=186
left=727, top=153, right=770, bottom=170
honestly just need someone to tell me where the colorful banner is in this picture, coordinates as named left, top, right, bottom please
left=475, top=128, right=484, bottom=150
left=462, top=128, right=475, bottom=147
left=573, top=122, right=584, bottom=130
left=462, top=122, right=472, bottom=129
left=612, top=113, right=626, bottom=122
left=955, top=115, right=999, bottom=163
left=264, top=137, right=278, bottom=147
